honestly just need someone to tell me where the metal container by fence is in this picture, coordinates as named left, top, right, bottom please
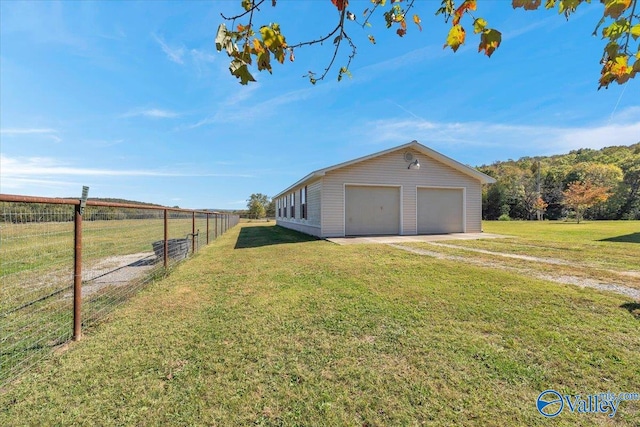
left=152, top=238, right=191, bottom=261
left=0, top=192, right=240, bottom=388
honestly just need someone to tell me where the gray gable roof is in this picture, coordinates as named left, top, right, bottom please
left=274, top=140, right=495, bottom=198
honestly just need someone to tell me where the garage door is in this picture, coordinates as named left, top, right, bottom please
left=417, top=188, right=464, bottom=234
left=345, top=186, right=400, bottom=236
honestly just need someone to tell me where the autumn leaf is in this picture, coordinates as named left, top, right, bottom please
left=453, top=0, right=477, bottom=26
left=479, top=28, right=502, bottom=57
left=397, top=28, right=407, bottom=37
left=260, top=24, right=287, bottom=63
left=260, top=26, right=283, bottom=50
left=444, top=24, right=466, bottom=52
left=599, top=54, right=633, bottom=88
left=603, top=0, right=632, bottom=19
left=289, top=49, right=295, bottom=62
left=512, top=0, right=541, bottom=10
left=331, top=0, right=348, bottom=12
left=631, top=23, right=640, bottom=40
left=252, top=38, right=265, bottom=54
left=229, top=59, right=256, bottom=85
left=215, top=24, right=235, bottom=55
left=368, top=35, right=376, bottom=44
left=473, top=18, right=487, bottom=34
left=257, top=50, right=272, bottom=72
left=413, top=14, right=422, bottom=31
left=602, top=19, right=631, bottom=40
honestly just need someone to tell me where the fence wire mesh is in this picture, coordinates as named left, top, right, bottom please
left=1, top=198, right=238, bottom=387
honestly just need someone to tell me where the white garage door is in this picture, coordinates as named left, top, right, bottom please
left=345, top=186, right=400, bottom=236
left=417, top=188, right=464, bottom=234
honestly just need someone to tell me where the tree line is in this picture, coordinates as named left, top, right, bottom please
left=479, top=143, right=640, bottom=221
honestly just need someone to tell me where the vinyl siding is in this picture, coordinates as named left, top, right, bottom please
left=321, top=149, right=482, bottom=237
left=276, top=179, right=322, bottom=236
left=307, top=179, right=321, bottom=226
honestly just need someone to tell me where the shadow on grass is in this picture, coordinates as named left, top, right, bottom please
left=620, top=302, right=640, bottom=319
left=600, top=233, right=640, bottom=244
left=234, top=225, right=318, bottom=249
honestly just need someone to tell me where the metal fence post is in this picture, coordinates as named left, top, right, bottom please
left=206, top=213, right=210, bottom=245
left=73, top=205, right=83, bottom=341
left=163, top=209, right=168, bottom=269
left=192, top=212, right=196, bottom=254
left=215, top=213, right=218, bottom=239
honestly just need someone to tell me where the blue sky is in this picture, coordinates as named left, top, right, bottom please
left=1, top=1, right=638, bottom=209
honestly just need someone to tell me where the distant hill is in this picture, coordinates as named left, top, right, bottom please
left=87, top=198, right=164, bottom=207
left=477, top=143, right=640, bottom=220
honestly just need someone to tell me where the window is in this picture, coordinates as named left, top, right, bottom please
left=283, top=196, right=287, bottom=218
left=290, top=193, right=295, bottom=218
left=277, top=199, right=280, bottom=218
left=300, top=186, right=307, bottom=219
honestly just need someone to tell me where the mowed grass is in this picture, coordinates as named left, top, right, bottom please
left=461, top=221, right=640, bottom=272
left=403, top=220, right=640, bottom=292
left=1, top=223, right=638, bottom=426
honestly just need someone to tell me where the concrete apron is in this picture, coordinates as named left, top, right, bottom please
left=326, top=232, right=509, bottom=245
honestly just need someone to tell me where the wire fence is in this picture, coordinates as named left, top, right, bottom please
left=0, top=194, right=239, bottom=388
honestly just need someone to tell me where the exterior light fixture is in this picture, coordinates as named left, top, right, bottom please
left=408, top=159, right=420, bottom=170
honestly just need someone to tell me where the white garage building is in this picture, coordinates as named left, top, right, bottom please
left=274, top=141, right=495, bottom=238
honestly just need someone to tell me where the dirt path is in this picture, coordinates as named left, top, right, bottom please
left=61, top=252, right=158, bottom=298
left=388, top=244, right=640, bottom=300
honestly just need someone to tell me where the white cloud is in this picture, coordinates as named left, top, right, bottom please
left=0, top=177, right=81, bottom=191
left=190, top=48, right=215, bottom=64
left=1, top=128, right=61, bottom=142
left=360, top=107, right=640, bottom=155
left=153, top=34, right=185, bottom=64
left=1, top=128, right=58, bottom=134
left=185, top=84, right=316, bottom=128
left=123, top=108, right=180, bottom=119
left=0, top=155, right=255, bottom=178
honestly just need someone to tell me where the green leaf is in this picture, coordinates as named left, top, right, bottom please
left=602, top=19, right=631, bottom=41
left=473, top=18, right=487, bottom=34
left=257, top=50, right=272, bottom=73
left=479, top=28, right=502, bottom=57
left=558, top=0, right=581, bottom=17
left=631, top=24, right=640, bottom=40
left=229, top=59, right=256, bottom=85
left=512, top=0, right=542, bottom=10
left=605, top=41, right=621, bottom=59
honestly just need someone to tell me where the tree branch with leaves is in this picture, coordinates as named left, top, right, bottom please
left=216, top=0, right=639, bottom=88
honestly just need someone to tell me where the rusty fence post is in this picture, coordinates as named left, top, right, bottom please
left=163, top=209, right=168, bottom=269
left=206, top=213, right=210, bottom=245
left=192, top=212, right=196, bottom=254
left=73, top=203, right=83, bottom=341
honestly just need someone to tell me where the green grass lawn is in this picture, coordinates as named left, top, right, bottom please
left=402, top=220, right=640, bottom=293
left=475, top=221, right=640, bottom=272
left=1, top=223, right=638, bottom=426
